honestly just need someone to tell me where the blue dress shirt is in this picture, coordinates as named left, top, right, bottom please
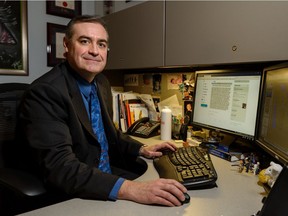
left=77, top=78, right=124, bottom=200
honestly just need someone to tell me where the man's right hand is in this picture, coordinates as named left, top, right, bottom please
left=117, top=179, right=188, bottom=207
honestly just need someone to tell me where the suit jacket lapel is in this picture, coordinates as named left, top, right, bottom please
left=95, top=76, right=109, bottom=123
left=95, top=74, right=118, bottom=141
left=71, top=89, right=95, bottom=138
left=61, top=63, right=96, bottom=139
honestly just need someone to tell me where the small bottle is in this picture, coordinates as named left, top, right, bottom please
left=187, top=126, right=193, bottom=139
left=160, top=106, right=172, bottom=141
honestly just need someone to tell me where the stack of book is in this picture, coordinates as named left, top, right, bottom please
left=112, top=91, right=156, bottom=132
left=208, top=144, right=242, bottom=162
left=205, top=138, right=255, bottom=162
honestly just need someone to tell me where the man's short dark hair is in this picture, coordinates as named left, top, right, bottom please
left=65, top=15, right=109, bottom=40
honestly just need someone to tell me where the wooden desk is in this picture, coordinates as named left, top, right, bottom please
left=18, top=137, right=264, bottom=216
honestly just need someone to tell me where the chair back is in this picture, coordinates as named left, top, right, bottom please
left=0, top=83, right=29, bottom=168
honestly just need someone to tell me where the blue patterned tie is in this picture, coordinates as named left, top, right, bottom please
left=90, top=84, right=111, bottom=174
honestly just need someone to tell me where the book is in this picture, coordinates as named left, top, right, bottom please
left=111, top=91, right=157, bottom=132
left=118, top=93, right=127, bottom=132
left=209, top=148, right=242, bottom=162
left=124, top=100, right=132, bottom=127
left=112, top=91, right=120, bottom=129
left=129, top=103, right=149, bottom=124
left=209, top=148, right=232, bottom=161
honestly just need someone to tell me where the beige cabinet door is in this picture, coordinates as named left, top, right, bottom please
left=104, top=1, right=165, bottom=70
left=165, top=1, right=288, bottom=66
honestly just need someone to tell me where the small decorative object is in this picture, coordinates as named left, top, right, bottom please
left=253, top=162, right=260, bottom=175
left=264, top=161, right=283, bottom=187
left=258, top=169, right=271, bottom=184
left=178, top=73, right=195, bottom=100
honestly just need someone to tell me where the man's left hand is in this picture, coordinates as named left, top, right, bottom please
left=139, top=142, right=177, bottom=159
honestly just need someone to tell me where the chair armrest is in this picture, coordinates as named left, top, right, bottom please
left=0, top=168, right=46, bottom=197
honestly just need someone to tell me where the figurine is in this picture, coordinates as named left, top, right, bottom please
left=264, top=161, right=283, bottom=187
left=258, top=169, right=271, bottom=184
left=253, top=162, right=260, bottom=175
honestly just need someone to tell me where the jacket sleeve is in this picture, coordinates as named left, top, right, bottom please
left=19, top=80, right=120, bottom=200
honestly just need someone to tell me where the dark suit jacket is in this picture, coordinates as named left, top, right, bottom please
left=18, top=62, right=143, bottom=200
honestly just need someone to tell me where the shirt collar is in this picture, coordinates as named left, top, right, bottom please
left=77, top=77, right=94, bottom=99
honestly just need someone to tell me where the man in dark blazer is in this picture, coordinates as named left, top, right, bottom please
left=18, top=15, right=187, bottom=206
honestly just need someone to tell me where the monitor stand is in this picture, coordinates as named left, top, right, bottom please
left=203, top=130, right=235, bottom=146
left=202, top=130, right=253, bottom=153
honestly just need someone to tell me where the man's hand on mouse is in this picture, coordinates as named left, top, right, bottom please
left=139, top=142, right=177, bottom=159
left=118, top=178, right=188, bottom=207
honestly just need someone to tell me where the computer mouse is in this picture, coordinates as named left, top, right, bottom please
left=180, top=193, right=190, bottom=205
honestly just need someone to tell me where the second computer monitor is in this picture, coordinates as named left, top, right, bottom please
left=256, top=63, right=288, bottom=165
left=192, top=69, right=262, bottom=141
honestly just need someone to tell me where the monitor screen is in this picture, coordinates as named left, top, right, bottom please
left=256, top=63, right=288, bottom=164
left=192, top=69, right=262, bottom=141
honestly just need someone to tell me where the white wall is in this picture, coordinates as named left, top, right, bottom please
left=0, top=1, right=96, bottom=84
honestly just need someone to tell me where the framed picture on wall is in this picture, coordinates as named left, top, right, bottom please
left=47, top=23, right=66, bottom=67
left=0, top=1, right=28, bottom=75
left=46, top=0, right=82, bottom=18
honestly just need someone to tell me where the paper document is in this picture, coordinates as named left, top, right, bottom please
left=158, top=95, right=182, bottom=116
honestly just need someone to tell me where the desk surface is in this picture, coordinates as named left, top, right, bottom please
left=18, top=137, right=264, bottom=216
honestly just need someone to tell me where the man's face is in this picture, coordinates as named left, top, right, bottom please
left=63, top=22, right=109, bottom=82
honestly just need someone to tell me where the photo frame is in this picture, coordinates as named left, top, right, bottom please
left=0, top=1, right=28, bottom=75
left=47, top=23, right=66, bottom=67
left=184, top=100, right=193, bottom=125
left=104, top=0, right=114, bottom=15
left=46, top=0, right=82, bottom=18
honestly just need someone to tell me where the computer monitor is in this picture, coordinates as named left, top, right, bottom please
left=256, top=63, right=288, bottom=165
left=191, top=69, right=262, bottom=143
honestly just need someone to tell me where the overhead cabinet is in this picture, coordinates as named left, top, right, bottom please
left=103, top=1, right=165, bottom=70
left=104, top=1, right=288, bottom=69
left=165, top=1, right=288, bottom=66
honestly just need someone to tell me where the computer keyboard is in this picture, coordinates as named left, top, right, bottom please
left=153, top=146, right=218, bottom=189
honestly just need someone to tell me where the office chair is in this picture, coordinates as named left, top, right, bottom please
left=0, top=83, right=69, bottom=215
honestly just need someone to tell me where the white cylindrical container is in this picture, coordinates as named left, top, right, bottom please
left=160, top=106, right=172, bottom=141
